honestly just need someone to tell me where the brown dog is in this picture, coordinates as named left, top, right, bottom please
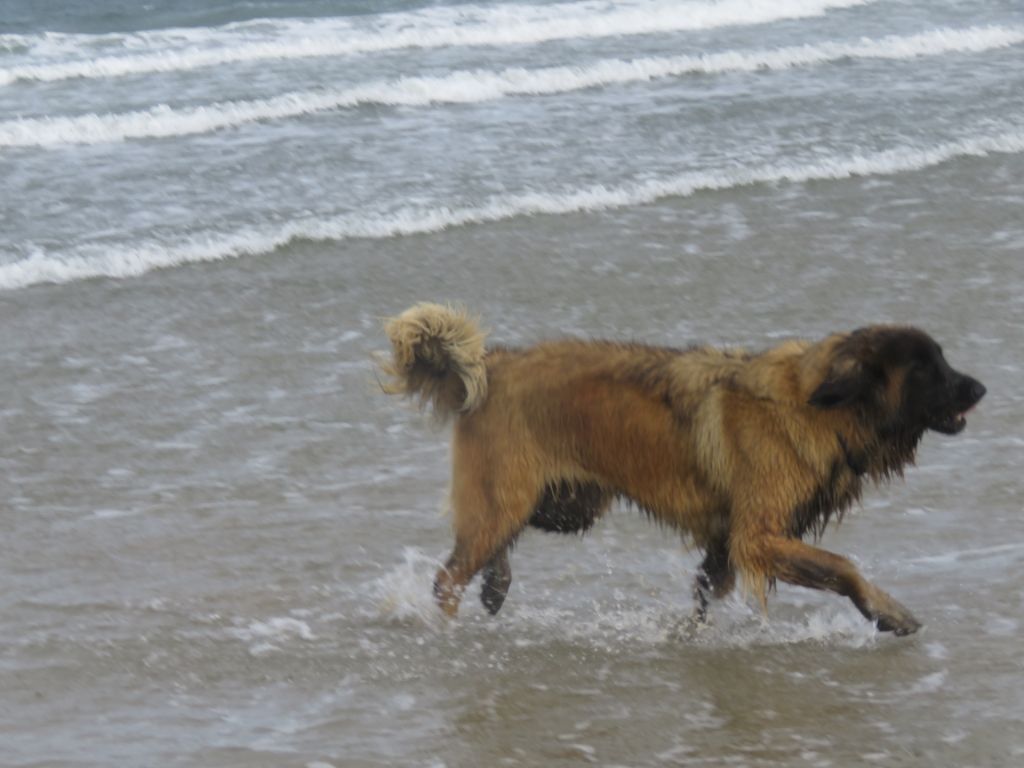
left=379, top=303, right=985, bottom=635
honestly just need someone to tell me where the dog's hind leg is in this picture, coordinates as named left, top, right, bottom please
left=480, top=547, right=512, bottom=615
left=480, top=480, right=611, bottom=615
left=693, top=538, right=735, bottom=624
left=434, top=526, right=524, bottom=618
left=433, top=454, right=538, bottom=618
left=433, top=546, right=476, bottom=618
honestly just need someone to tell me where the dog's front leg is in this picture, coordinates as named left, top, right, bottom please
left=693, top=538, right=735, bottom=623
left=761, top=537, right=921, bottom=635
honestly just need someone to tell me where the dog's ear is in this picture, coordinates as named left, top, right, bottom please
left=808, top=374, right=864, bottom=408
left=808, top=359, right=874, bottom=409
left=807, top=329, right=887, bottom=410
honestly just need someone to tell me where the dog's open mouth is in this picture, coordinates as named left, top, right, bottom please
left=932, top=406, right=974, bottom=435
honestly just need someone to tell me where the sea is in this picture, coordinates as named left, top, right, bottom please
left=1, top=0, right=1023, bottom=765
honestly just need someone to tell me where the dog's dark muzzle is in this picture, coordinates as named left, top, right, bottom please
left=963, top=377, right=987, bottom=406
left=931, top=374, right=986, bottom=435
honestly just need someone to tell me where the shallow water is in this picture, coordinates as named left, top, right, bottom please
left=4, top=155, right=1024, bottom=765
left=2, top=0, right=1024, bottom=766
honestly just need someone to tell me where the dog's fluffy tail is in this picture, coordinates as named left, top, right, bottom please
left=378, top=303, right=489, bottom=419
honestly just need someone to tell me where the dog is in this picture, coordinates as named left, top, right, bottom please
left=378, top=303, right=985, bottom=635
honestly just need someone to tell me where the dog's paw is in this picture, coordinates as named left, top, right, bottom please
left=872, top=599, right=922, bottom=636
left=480, top=582, right=508, bottom=615
left=877, top=617, right=921, bottom=636
left=859, top=585, right=922, bottom=636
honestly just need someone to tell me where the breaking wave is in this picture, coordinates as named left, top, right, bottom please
left=3, top=25, right=1019, bottom=148
left=0, top=0, right=875, bottom=85
left=3, top=128, right=1022, bottom=290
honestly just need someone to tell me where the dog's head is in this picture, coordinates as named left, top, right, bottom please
left=808, top=326, right=985, bottom=435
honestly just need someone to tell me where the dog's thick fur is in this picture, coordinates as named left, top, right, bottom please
left=379, top=303, right=986, bottom=635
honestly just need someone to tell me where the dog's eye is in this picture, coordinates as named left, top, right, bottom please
left=908, top=357, right=938, bottom=380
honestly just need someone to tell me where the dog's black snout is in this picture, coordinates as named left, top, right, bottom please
left=959, top=376, right=986, bottom=406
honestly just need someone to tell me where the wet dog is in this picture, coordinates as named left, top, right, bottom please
left=378, top=303, right=985, bottom=635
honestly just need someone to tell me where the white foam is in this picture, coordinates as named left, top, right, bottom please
left=907, top=670, right=947, bottom=694
left=228, top=616, right=316, bottom=654
left=512, top=604, right=676, bottom=648
left=499, top=599, right=878, bottom=649
left=5, top=25, right=1020, bottom=148
left=984, top=616, right=1019, bottom=636
left=369, top=547, right=448, bottom=629
left=925, top=641, right=949, bottom=660
left=0, top=0, right=875, bottom=85
left=3, top=128, right=1023, bottom=290
left=90, top=508, right=139, bottom=520
left=655, top=602, right=880, bottom=651
left=907, top=541, right=1024, bottom=566
left=679, top=606, right=880, bottom=648
left=368, top=569, right=879, bottom=649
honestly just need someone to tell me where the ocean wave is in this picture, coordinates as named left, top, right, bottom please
left=0, top=36, right=30, bottom=54
left=3, top=128, right=1022, bottom=290
left=0, top=0, right=874, bottom=85
left=3, top=25, right=1019, bottom=149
